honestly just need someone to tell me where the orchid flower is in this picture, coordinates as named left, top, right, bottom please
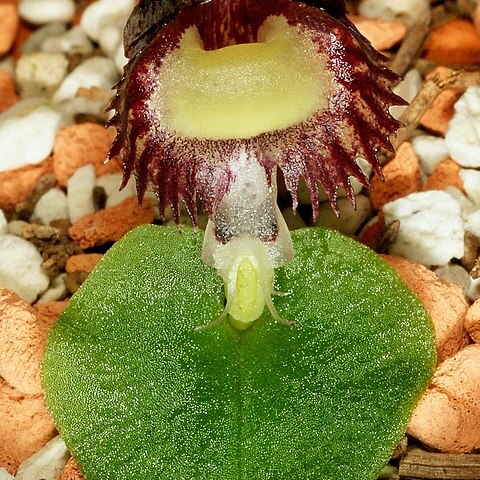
left=108, top=0, right=405, bottom=329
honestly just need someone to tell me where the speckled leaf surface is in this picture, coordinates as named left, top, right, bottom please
left=42, top=226, right=435, bottom=480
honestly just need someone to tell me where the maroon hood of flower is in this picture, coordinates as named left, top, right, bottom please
left=108, top=0, right=405, bottom=223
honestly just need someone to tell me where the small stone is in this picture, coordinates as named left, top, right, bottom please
left=0, top=235, right=49, bottom=303
left=0, top=5, right=19, bottom=57
left=53, top=122, right=121, bottom=187
left=20, top=22, right=67, bottom=54
left=41, top=25, right=93, bottom=56
left=0, top=289, right=50, bottom=394
left=18, top=0, right=75, bottom=26
left=98, top=174, right=136, bottom=208
left=465, top=209, right=480, bottom=238
left=0, top=157, right=54, bottom=212
left=59, top=458, right=83, bottom=480
left=382, top=255, right=470, bottom=363
left=0, top=210, right=6, bottom=236
left=445, top=87, right=480, bottom=168
left=53, top=56, right=118, bottom=103
left=390, top=69, right=423, bottom=120
left=69, top=196, right=155, bottom=249
left=16, top=52, right=69, bottom=99
left=421, top=88, right=464, bottom=136
left=0, top=467, right=14, bottom=479
left=350, top=16, right=407, bottom=51
left=282, top=207, right=307, bottom=231
left=65, top=253, right=102, bottom=274
left=411, top=135, right=449, bottom=175
left=465, top=299, right=480, bottom=343
left=423, top=158, right=464, bottom=192
left=435, top=264, right=473, bottom=299
left=463, top=231, right=480, bottom=271
left=460, top=169, right=480, bottom=204
left=98, top=24, right=122, bottom=58
left=423, top=19, right=480, bottom=64
left=315, top=195, right=371, bottom=236
left=408, top=345, right=480, bottom=453
left=370, top=142, right=421, bottom=210
left=0, top=70, right=19, bottom=115
left=383, top=191, right=464, bottom=266
left=0, top=378, right=56, bottom=476
left=37, top=274, right=67, bottom=303
left=67, top=165, right=96, bottom=223
left=15, top=436, right=69, bottom=480
left=31, top=188, right=69, bottom=226
left=16, top=173, right=57, bottom=221
left=358, top=0, right=430, bottom=25
left=0, top=100, right=62, bottom=172
left=80, top=0, right=135, bottom=43
left=7, top=220, right=28, bottom=237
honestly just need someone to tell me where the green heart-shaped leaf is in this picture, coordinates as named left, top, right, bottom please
left=42, top=226, right=435, bottom=480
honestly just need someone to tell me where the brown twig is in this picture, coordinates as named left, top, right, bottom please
left=389, top=9, right=432, bottom=77
left=391, top=68, right=480, bottom=149
left=399, top=447, right=480, bottom=479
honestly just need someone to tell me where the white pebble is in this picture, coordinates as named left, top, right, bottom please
left=98, top=177, right=134, bottom=208
left=41, top=25, right=93, bottom=56
left=53, top=56, right=118, bottom=103
left=59, top=96, right=107, bottom=124
left=0, top=99, right=63, bottom=172
left=15, top=436, right=69, bottom=480
left=31, top=188, right=69, bottom=225
left=460, top=169, right=480, bottom=205
left=0, top=210, right=7, bottom=236
left=445, top=87, right=480, bottom=168
left=359, top=0, right=430, bottom=25
left=20, top=22, right=67, bottom=54
left=315, top=195, right=372, bottom=236
left=114, top=42, right=128, bottom=73
left=16, top=52, right=69, bottom=99
left=0, top=468, right=14, bottom=480
left=37, top=273, right=67, bottom=303
left=68, top=164, right=96, bottom=223
left=383, top=191, right=464, bottom=266
left=0, top=235, right=49, bottom=303
left=98, top=25, right=122, bottom=57
left=464, top=208, right=480, bottom=237
left=80, top=0, right=135, bottom=42
left=411, top=135, right=449, bottom=175
left=390, top=69, right=423, bottom=120
left=435, top=264, right=473, bottom=297
left=18, top=0, right=75, bottom=26
left=468, top=278, right=480, bottom=301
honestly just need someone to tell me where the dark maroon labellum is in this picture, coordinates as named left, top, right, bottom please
left=108, top=0, right=406, bottom=224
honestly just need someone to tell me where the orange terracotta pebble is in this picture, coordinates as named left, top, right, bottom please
left=59, top=457, right=84, bottom=480
left=0, top=289, right=61, bottom=395
left=0, top=443, right=18, bottom=476
left=465, top=299, right=480, bottom=343
left=0, top=377, right=56, bottom=475
left=350, top=16, right=407, bottom=51
left=69, top=196, right=155, bottom=249
left=423, top=158, right=464, bottom=192
left=0, top=156, right=54, bottom=211
left=53, top=123, right=122, bottom=187
left=65, top=253, right=103, bottom=274
left=408, top=345, right=480, bottom=453
left=0, top=4, right=19, bottom=56
left=369, top=142, right=421, bottom=211
left=382, top=255, right=470, bottom=364
left=475, top=2, right=480, bottom=33
left=358, top=215, right=385, bottom=249
left=420, top=88, right=463, bottom=135
left=0, top=69, right=19, bottom=114
left=423, top=19, right=480, bottom=64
